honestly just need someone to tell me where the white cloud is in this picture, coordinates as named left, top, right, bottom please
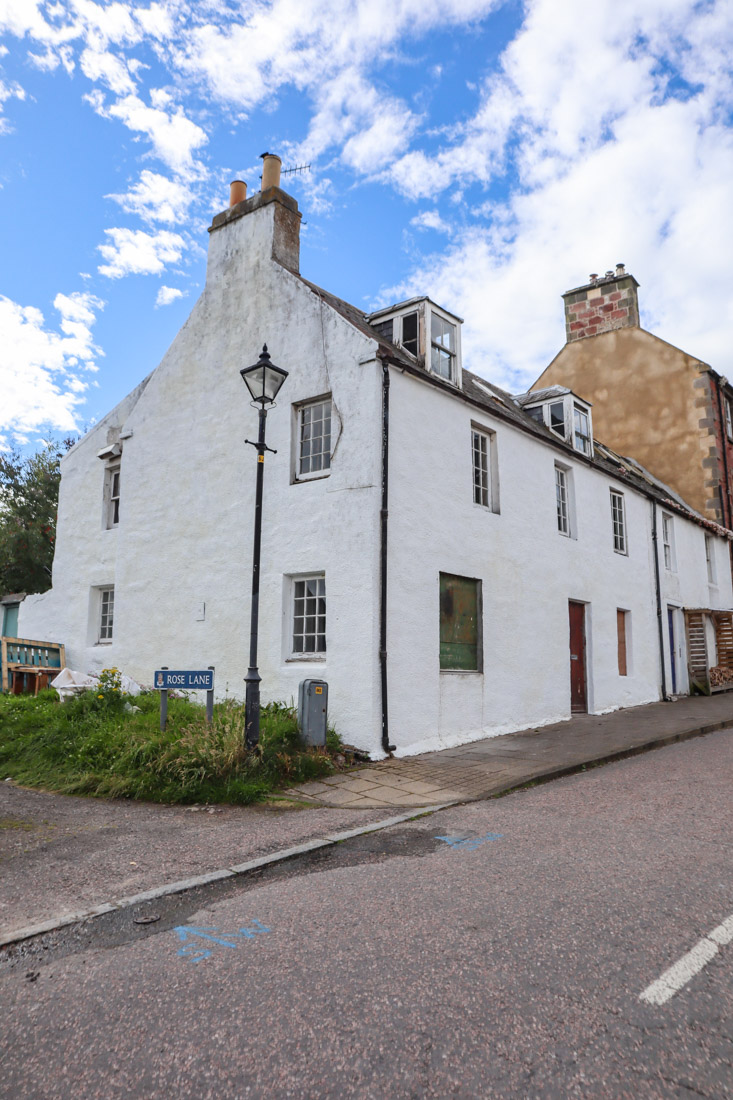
left=0, top=291, right=104, bottom=445
left=0, top=73, right=26, bottom=133
left=100, top=93, right=208, bottom=175
left=378, top=0, right=733, bottom=390
left=155, top=284, right=185, bottom=307
left=107, top=169, right=192, bottom=224
left=79, top=45, right=136, bottom=94
left=97, top=227, right=185, bottom=278
left=410, top=209, right=450, bottom=233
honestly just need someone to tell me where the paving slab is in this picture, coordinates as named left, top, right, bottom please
left=290, top=694, right=733, bottom=808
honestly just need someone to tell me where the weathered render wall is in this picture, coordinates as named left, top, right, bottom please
left=536, top=328, right=715, bottom=520
left=19, top=197, right=386, bottom=755
left=19, top=380, right=150, bottom=656
left=18, top=193, right=733, bottom=758
left=384, top=368, right=732, bottom=755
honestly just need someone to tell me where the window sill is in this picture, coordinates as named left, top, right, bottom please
left=440, top=668, right=483, bottom=675
left=285, top=656, right=326, bottom=663
left=613, top=549, right=628, bottom=557
left=292, top=473, right=331, bottom=485
left=95, top=640, right=113, bottom=646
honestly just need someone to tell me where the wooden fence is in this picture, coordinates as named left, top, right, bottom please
left=0, top=637, right=66, bottom=694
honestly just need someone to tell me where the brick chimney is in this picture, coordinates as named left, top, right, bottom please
left=207, top=155, right=301, bottom=277
left=562, top=266, right=639, bottom=343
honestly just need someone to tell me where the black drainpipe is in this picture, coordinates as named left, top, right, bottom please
left=651, top=500, right=668, bottom=701
left=380, top=359, right=395, bottom=755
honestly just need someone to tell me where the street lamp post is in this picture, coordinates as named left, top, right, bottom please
left=240, top=344, right=288, bottom=748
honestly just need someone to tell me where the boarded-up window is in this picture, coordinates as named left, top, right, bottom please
left=439, top=573, right=481, bottom=671
left=617, top=609, right=628, bottom=676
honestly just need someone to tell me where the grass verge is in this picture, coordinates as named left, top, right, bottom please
left=0, top=684, right=342, bottom=805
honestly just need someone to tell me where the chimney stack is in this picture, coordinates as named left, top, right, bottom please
left=208, top=151, right=301, bottom=276
left=562, top=266, right=640, bottom=344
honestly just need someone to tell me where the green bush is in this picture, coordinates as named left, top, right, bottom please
left=0, top=689, right=342, bottom=805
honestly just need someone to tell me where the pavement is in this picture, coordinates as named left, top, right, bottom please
left=290, top=692, right=733, bottom=807
left=1, top=692, right=732, bottom=945
left=3, top=729, right=733, bottom=1098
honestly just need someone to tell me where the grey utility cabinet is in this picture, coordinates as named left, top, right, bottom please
left=298, top=679, right=328, bottom=746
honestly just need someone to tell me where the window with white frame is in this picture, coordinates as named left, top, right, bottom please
left=726, top=397, right=733, bottom=440
left=556, top=465, right=570, bottom=535
left=662, top=512, right=676, bottom=571
left=105, top=465, right=120, bottom=529
left=705, top=534, right=717, bottom=584
left=368, top=300, right=462, bottom=382
left=291, top=575, right=326, bottom=655
left=610, top=490, right=627, bottom=554
left=548, top=402, right=565, bottom=439
left=98, top=587, right=114, bottom=643
left=522, top=395, right=594, bottom=455
left=431, top=314, right=456, bottom=380
left=401, top=311, right=419, bottom=356
left=470, top=425, right=499, bottom=514
left=297, top=398, right=331, bottom=479
left=372, top=311, right=418, bottom=356
left=472, top=429, right=490, bottom=507
left=573, top=404, right=592, bottom=455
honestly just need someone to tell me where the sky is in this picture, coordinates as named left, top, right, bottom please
left=1, top=0, right=732, bottom=449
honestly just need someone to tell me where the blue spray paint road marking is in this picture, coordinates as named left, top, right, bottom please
left=175, top=920, right=271, bottom=963
left=436, top=832, right=503, bottom=851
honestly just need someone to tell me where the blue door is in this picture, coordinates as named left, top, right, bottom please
left=668, top=608, right=677, bottom=694
left=1, top=603, right=19, bottom=638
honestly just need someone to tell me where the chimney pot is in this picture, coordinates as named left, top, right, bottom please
left=589, top=273, right=599, bottom=282
left=229, top=180, right=247, bottom=207
left=605, top=270, right=614, bottom=278
left=616, top=263, right=626, bottom=275
left=261, top=153, right=282, bottom=191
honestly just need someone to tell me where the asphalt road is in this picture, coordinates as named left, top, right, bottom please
left=2, top=731, right=732, bottom=1098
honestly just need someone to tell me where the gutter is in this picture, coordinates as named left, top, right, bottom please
left=651, top=500, right=669, bottom=701
left=379, top=359, right=395, bottom=755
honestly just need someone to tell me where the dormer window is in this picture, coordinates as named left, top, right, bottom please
left=546, top=402, right=565, bottom=438
left=402, top=312, right=418, bottom=356
left=573, top=404, right=591, bottom=455
left=431, top=314, right=456, bottom=380
left=516, top=387, right=593, bottom=457
left=368, top=297, right=462, bottom=385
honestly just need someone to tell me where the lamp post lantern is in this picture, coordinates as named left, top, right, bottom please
left=240, top=344, right=288, bottom=748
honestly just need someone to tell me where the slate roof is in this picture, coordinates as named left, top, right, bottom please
left=298, top=274, right=732, bottom=538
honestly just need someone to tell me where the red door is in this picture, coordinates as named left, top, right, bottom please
left=568, top=601, right=587, bottom=713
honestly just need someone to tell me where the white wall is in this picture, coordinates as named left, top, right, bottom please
left=656, top=509, right=733, bottom=694
left=384, top=367, right=731, bottom=754
left=18, top=195, right=733, bottom=758
left=20, top=198, right=386, bottom=755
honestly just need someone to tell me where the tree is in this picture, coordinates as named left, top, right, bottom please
left=0, top=438, right=75, bottom=596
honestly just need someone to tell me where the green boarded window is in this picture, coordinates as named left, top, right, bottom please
left=439, top=573, right=482, bottom=671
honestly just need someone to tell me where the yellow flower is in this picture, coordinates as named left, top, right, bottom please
left=97, top=694, right=104, bottom=699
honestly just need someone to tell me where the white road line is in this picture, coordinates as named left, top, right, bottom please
left=639, top=912, right=733, bottom=1005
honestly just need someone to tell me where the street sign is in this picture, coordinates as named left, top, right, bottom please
left=155, top=666, right=215, bottom=730
left=155, top=669, right=214, bottom=691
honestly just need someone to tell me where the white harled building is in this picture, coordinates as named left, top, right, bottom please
left=16, top=156, right=733, bottom=757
